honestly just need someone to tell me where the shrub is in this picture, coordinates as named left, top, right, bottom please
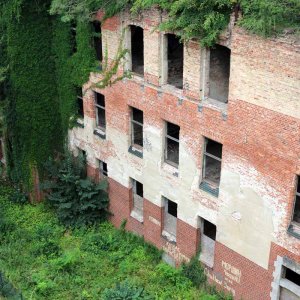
left=31, top=223, right=61, bottom=257
left=181, top=256, right=206, bottom=288
left=0, top=272, right=23, bottom=299
left=9, top=187, right=28, bottom=204
left=102, top=280, right=153, bottom=300
left=42, top=152, right=109, bottom=227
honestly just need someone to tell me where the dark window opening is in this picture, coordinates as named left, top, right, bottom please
left=131, top=26, right=144, bottom=75
left=284, top=267, right=300, bottom=286
left=203, top=138, right=223, bottom=187
left=95, top=92, right=106, bottom=130
left=167, top=34, right=183, bottom=89
left=293, top=176, right=300, bottom=224
left=203, top=219, right=216, bottom=241
left=165, top=122, right=180, bottom=166
left=135, top=180, right=143, bottom=198
left=209, top=45, right=231, bottom=103
left=131, top=107, right=143, bottom=149
left=167, top=200, right=177, bottom=218
left=93, top=21, right=102, bottom=61
left=99, top=160, right=108, bottom=177
left=77, top=87, right=84, bottom=118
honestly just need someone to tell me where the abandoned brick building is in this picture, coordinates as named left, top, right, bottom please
left=69, top=8, right=300, bottom=300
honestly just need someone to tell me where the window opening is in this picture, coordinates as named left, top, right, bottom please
left=165, top=122, right=180, bottom=167
left=163, top=198, right=177, bottom=241
left=167, top=34, right=183, bottom=89
left=93, top=21, right=102, bottom=61
left=95, top=92, right=106, bottom=130
left=285, top=268, right=300, bottom=286
left=131, top=179, right=144, bottom=222
left=199, top=218, right=216, bottom=267
left=99, top=160, right=108, bottom=177
left=77, top=87, right=84, bottom=118
left=131, top=107, right=143, bottom=149
left=130, top=25, right=144, bottom=75
left=209, top=45, right=231, bottom=103
left=202, top=138, right=222, bottom=187
left=292, top=176, right=300, bottom=224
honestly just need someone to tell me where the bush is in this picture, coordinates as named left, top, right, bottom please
left=0, top=272, right=23, bottom=299
left=9, top=187, right=28, bottom=204
left=102, top=280, right=153, bottom=300
left=42, top=152, right=109, bottom=227
left=181, top=256, right=206, bottom=288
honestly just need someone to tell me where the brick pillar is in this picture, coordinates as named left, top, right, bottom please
left=144, top=199, right=163, bottom=248
left=108, top=178, right=131, bottom=228
left=177, top=219, right=199, bottom=259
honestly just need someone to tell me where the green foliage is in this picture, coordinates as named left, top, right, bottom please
left=0, top=185, right=230, bottom=300
left=4, top=0, right=63, bottom=187
left=50, top=0, right=300, bottom=47
left=42, top=151, right=109, bottom=227
left=9, top=187, right=28, bottom=204
left=102, top=280, right=153, bottom=300
left=52, top=17, right=78, bottom=135
left=239, top=0, right=300, bottom=36
left=69, top=21, right=97, bottom=86
left=181, top=256, right=207, bottom=288
left=0, top=272, right=23, bottom=300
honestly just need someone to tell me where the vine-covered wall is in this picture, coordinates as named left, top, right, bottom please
left=2, top=0, right=96, bottom=190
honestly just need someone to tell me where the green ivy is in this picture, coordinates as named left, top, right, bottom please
left=52, top=18, right=77, bottom=136
left=5, top=0, right=63, bottom=187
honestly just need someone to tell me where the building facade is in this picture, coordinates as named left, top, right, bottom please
left=69, top=8, right=300, bottom=300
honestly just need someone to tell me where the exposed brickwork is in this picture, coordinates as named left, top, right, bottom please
left=73, top=7, right=300, bottom=300
left=176, top=219, right=199, bottom=258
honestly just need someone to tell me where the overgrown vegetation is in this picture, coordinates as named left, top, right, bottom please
left=42, top=152, right=109, bottom=227
left=0, top=184, right=232, bottom=299
left=50, top=0, right=300, bottom=46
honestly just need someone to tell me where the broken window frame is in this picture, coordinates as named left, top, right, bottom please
left=164, top=122, right=180, bottom=168
left=279, top=266, right=300, bottom=299
left=131, top=107, right=143, bottom=151
left=99, top=160, right=108, bottom=177
left=199, top=218, right=216, bottom=268
left=162, top=33, right=184, bottom=89
left=162, top=197, right=177, bottom=242
left=95, top=92, right=106, bottom=131
left=127, top=25, right=144, bottom=76
left=202, top=44, right=231, bottom=104
left=92, top=21, right=102, bottom=62
left=130, top=178, right=144, bottom=222
left=202, top=138, right=222, bottom=188
left=77, top=88, right=84, bottom=120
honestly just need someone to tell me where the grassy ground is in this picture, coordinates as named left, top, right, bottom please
left=0, top=183, right=230, bottom=300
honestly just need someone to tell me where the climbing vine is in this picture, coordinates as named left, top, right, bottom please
left=4, top=0, right=63, bottom=188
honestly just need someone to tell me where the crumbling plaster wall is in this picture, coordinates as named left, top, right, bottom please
left=69, top=8, right=300, bottom=271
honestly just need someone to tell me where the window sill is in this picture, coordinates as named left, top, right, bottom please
left=128, top=146, right=143, bottom=158
left=199, top=181, right=219, bottom=197
left=199, top=255, right=214, bottom=269
left=287, top=223, right=300, bottom=239
left=163, top=162, right=179, bottom=177
left=130, top=210, right=144, bottom=223
left=199, top=97, right=228, bottom=119
left=162, top=230, right=176, bottom=244
left=94, top=128, right=106, bottom=140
